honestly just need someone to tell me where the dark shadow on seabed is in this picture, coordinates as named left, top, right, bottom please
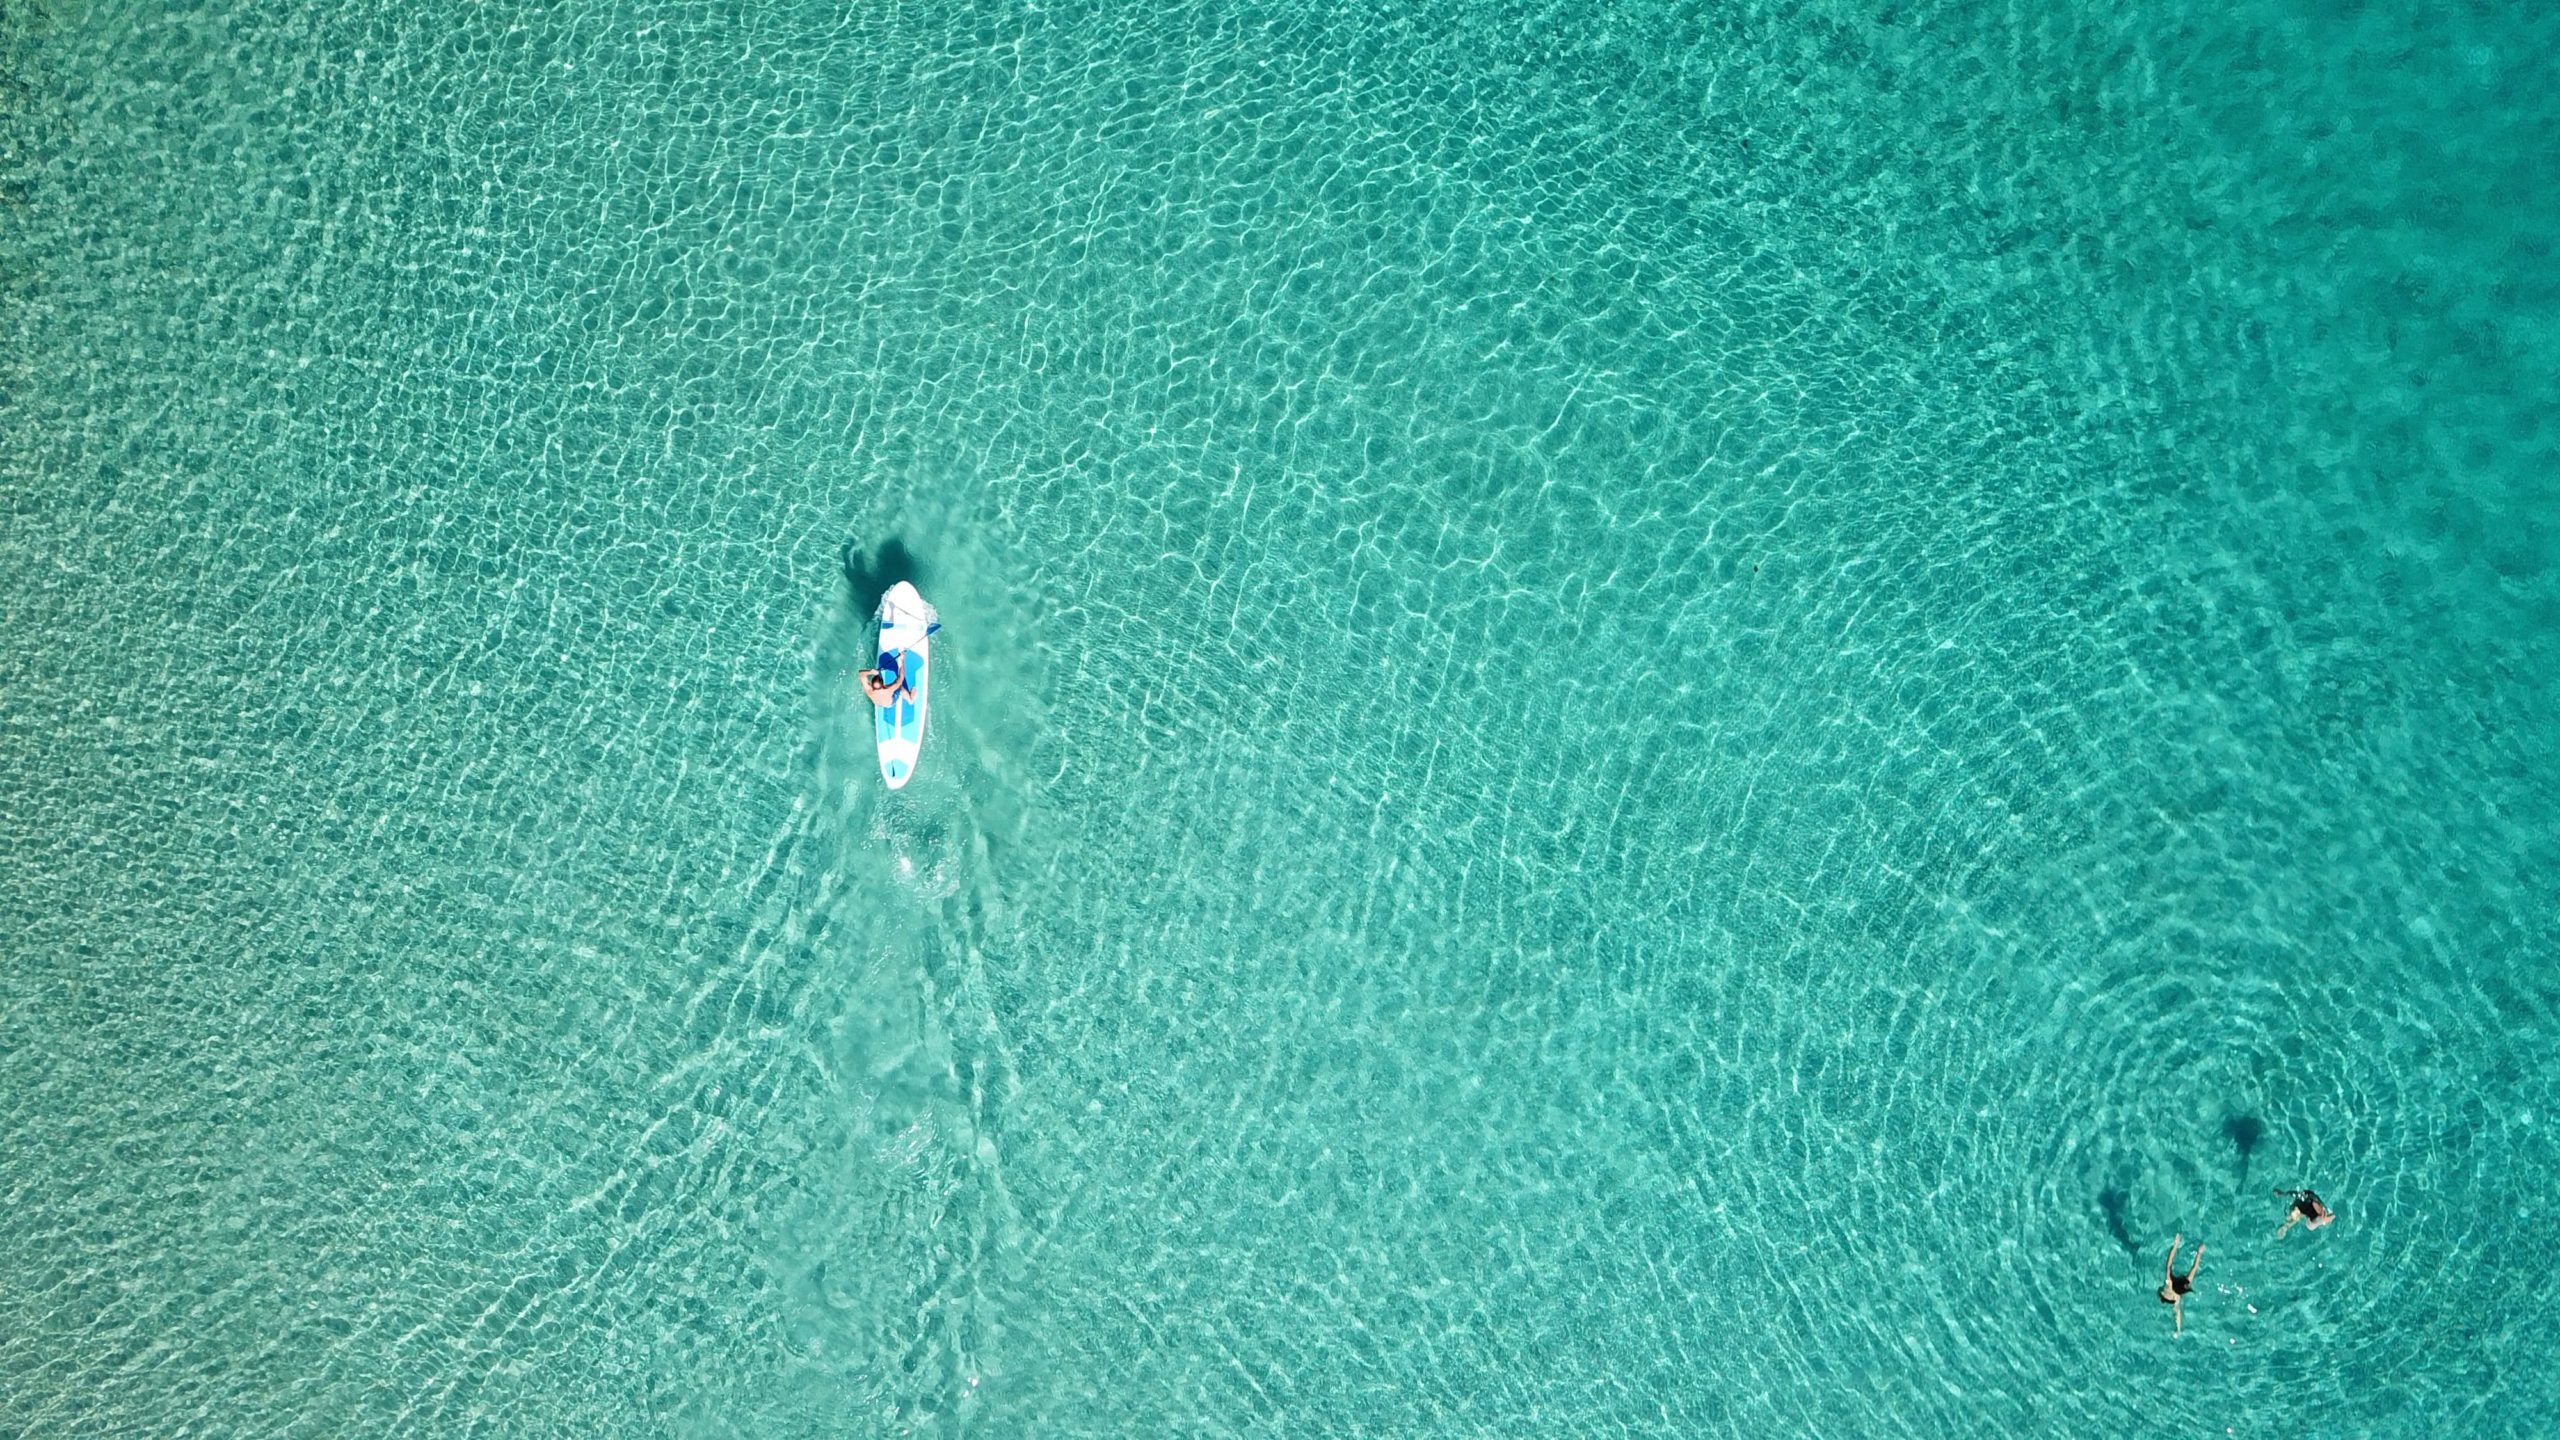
left=841, top=536, right=921, bottom=614
left=2096, top=1182, right=2140, bottom=1255
left=2223, top=1114, right=2265, bottom=1183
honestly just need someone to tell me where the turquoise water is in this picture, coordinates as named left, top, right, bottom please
left=4, top=0, right=2556, bottom=1432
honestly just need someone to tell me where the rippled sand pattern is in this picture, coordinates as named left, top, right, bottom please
left=4, top=1, right=2556, bottom=1435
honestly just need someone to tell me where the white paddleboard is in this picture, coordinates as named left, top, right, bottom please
left=873, top=581, right=934, bottom=789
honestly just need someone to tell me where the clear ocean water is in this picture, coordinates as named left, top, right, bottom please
left=4, top=0, right=2556, bottom=1434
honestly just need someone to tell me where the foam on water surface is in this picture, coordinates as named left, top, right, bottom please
left=3, top=1, right=2555, bottom=1434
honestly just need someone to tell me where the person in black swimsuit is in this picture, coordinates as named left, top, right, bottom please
left=2159, top=1234, right=2205, bottom=1335
left=2276, top=1188, right=2335, bottom=1238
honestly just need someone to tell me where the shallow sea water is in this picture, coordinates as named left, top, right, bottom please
left=4, top=1, right=2557, bottom=1434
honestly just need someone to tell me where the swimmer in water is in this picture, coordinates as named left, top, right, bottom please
left=2159, top=1234, right=2205, bottom=1336
left=2275, top=1188, right=2335, bottom=1238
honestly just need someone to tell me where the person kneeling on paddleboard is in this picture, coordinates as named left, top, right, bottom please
left=860, top=651, right=915, bottom=708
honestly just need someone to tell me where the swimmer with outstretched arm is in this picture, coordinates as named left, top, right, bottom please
left=2275, top=1187, right=2335, bottom=1238
left=2159, top=1234, right=2205, bottom=1336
